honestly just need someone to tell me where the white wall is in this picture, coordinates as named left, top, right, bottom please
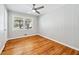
left=8, top=11, right=38, bottom=39
left=38, top=5, right=79, bottom=49
left=0, top=4, right=8, bottom=53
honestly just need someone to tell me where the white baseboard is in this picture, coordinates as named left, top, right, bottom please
left=0, top=34, right=37, bottom=54
left=0, top=45, right=5, bottom=54
left=8, top=34, right=38, bottom=40
left=6, top=34, right=79, bottom=51
left=39, top=34, right=79, bottom=51
left=0, top=41, right=7, bottom=54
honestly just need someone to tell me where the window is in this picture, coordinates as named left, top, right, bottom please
left=13, top=16, right=32, bottom=30
left=14, top=17, right=23, bottom=30
left=25, top=18, right=32, bottom=29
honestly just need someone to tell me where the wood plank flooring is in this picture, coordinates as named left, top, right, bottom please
left=1, top=35, right=79, bottom=55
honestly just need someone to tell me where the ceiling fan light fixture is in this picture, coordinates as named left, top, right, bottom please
left=32, top=9, right=36, bottom=12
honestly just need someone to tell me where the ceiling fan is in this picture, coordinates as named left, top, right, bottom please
left=32, top=4, right=44, bottom=14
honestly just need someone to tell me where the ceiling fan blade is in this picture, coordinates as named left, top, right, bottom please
left=36, top=6, right=44, bottom=10
left=35, top=10, right=40, bottom=14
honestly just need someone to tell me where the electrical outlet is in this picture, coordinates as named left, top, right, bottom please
left=24, top=34, right=27, bottom=35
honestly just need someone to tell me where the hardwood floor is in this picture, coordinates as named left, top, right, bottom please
left=1, top=35, right=79, bottom=55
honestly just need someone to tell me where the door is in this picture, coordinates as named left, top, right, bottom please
left=0, top=4, right=7, bottom=53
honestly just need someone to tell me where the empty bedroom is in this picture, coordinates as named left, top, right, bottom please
left=0, top=4, right=79, bottom=55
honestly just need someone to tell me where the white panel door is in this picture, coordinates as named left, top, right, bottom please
left=0, top=4, right=7, bottom=52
